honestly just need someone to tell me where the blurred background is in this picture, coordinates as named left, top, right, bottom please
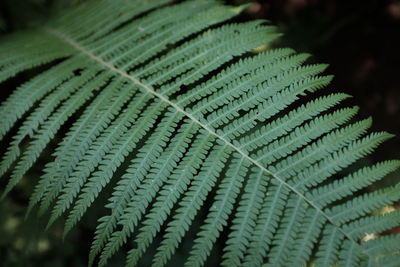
left=0, top=0, right=399, bottom=266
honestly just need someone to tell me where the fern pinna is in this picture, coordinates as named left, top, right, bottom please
left=0, top=0, right=399, bottom=266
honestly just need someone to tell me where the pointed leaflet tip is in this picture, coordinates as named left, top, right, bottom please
left=230, top=3, right=251, bottom=14
left=24, top=206, right=33, bottom=221
left=88, top=253, right=96, bottom=267
left=45, top=212, right=58, bottom=232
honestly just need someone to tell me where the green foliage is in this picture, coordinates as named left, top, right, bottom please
left=0, top=0, right=399, bottom=266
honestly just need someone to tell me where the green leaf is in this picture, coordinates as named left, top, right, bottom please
left=1, top=0, right=399, bottom=266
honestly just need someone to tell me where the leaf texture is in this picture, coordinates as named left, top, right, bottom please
left=0, top=0, right=399, bottom=266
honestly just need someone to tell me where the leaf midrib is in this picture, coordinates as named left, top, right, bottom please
left=45, top=27, right=368, bottom=258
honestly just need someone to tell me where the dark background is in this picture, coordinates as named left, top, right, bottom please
left=239, top=0, right=400, bottom=158
left=0, top=0, right=399, bottom=266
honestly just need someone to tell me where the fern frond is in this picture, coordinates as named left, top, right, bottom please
left=363, top=234, right=400, bottom=256
left=0, top=30, right=74, bottom=83
left=1, top=0, right=399, bottom=266
left=338, top=239, right=363, bottom=267
left=39, top=91, right=152, bottom=215
left=291, top=132, right=394, bottom=190
left=0, top=57, right=80, bottom=140
left=95, top=120, right=198, bottom=267
left=184, top=156, right=250, bottom=267
left=287, top=208, right=326, bottom=266
left=221, top=167, right=270, bottom=266
left=152, top=145, right=232, bottom=267
left=255, top=107, right=359, bottom=166
left=237, top=93, right=350, bottom=150
left=344, top=211, right=400, bottom=240
left=263, top=194, right=308, bottom=266
left=309, top=160, right=400, bottom=207
left=26, top=77, right=133, bottom=216
left=63, top=110, right=183, bottom=235
left=1, top=66, right=102, bottom=178
left=242, top=183, right=289, bottom=266
left=47, top=98, right=165, bottom=228
left=328, top=184, right=400, bottom=225
left=315, top=225, right=344, bottom=266
left=99, top=133, right=215, bottom=266
left=2, top=69, right=107, bottom=198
